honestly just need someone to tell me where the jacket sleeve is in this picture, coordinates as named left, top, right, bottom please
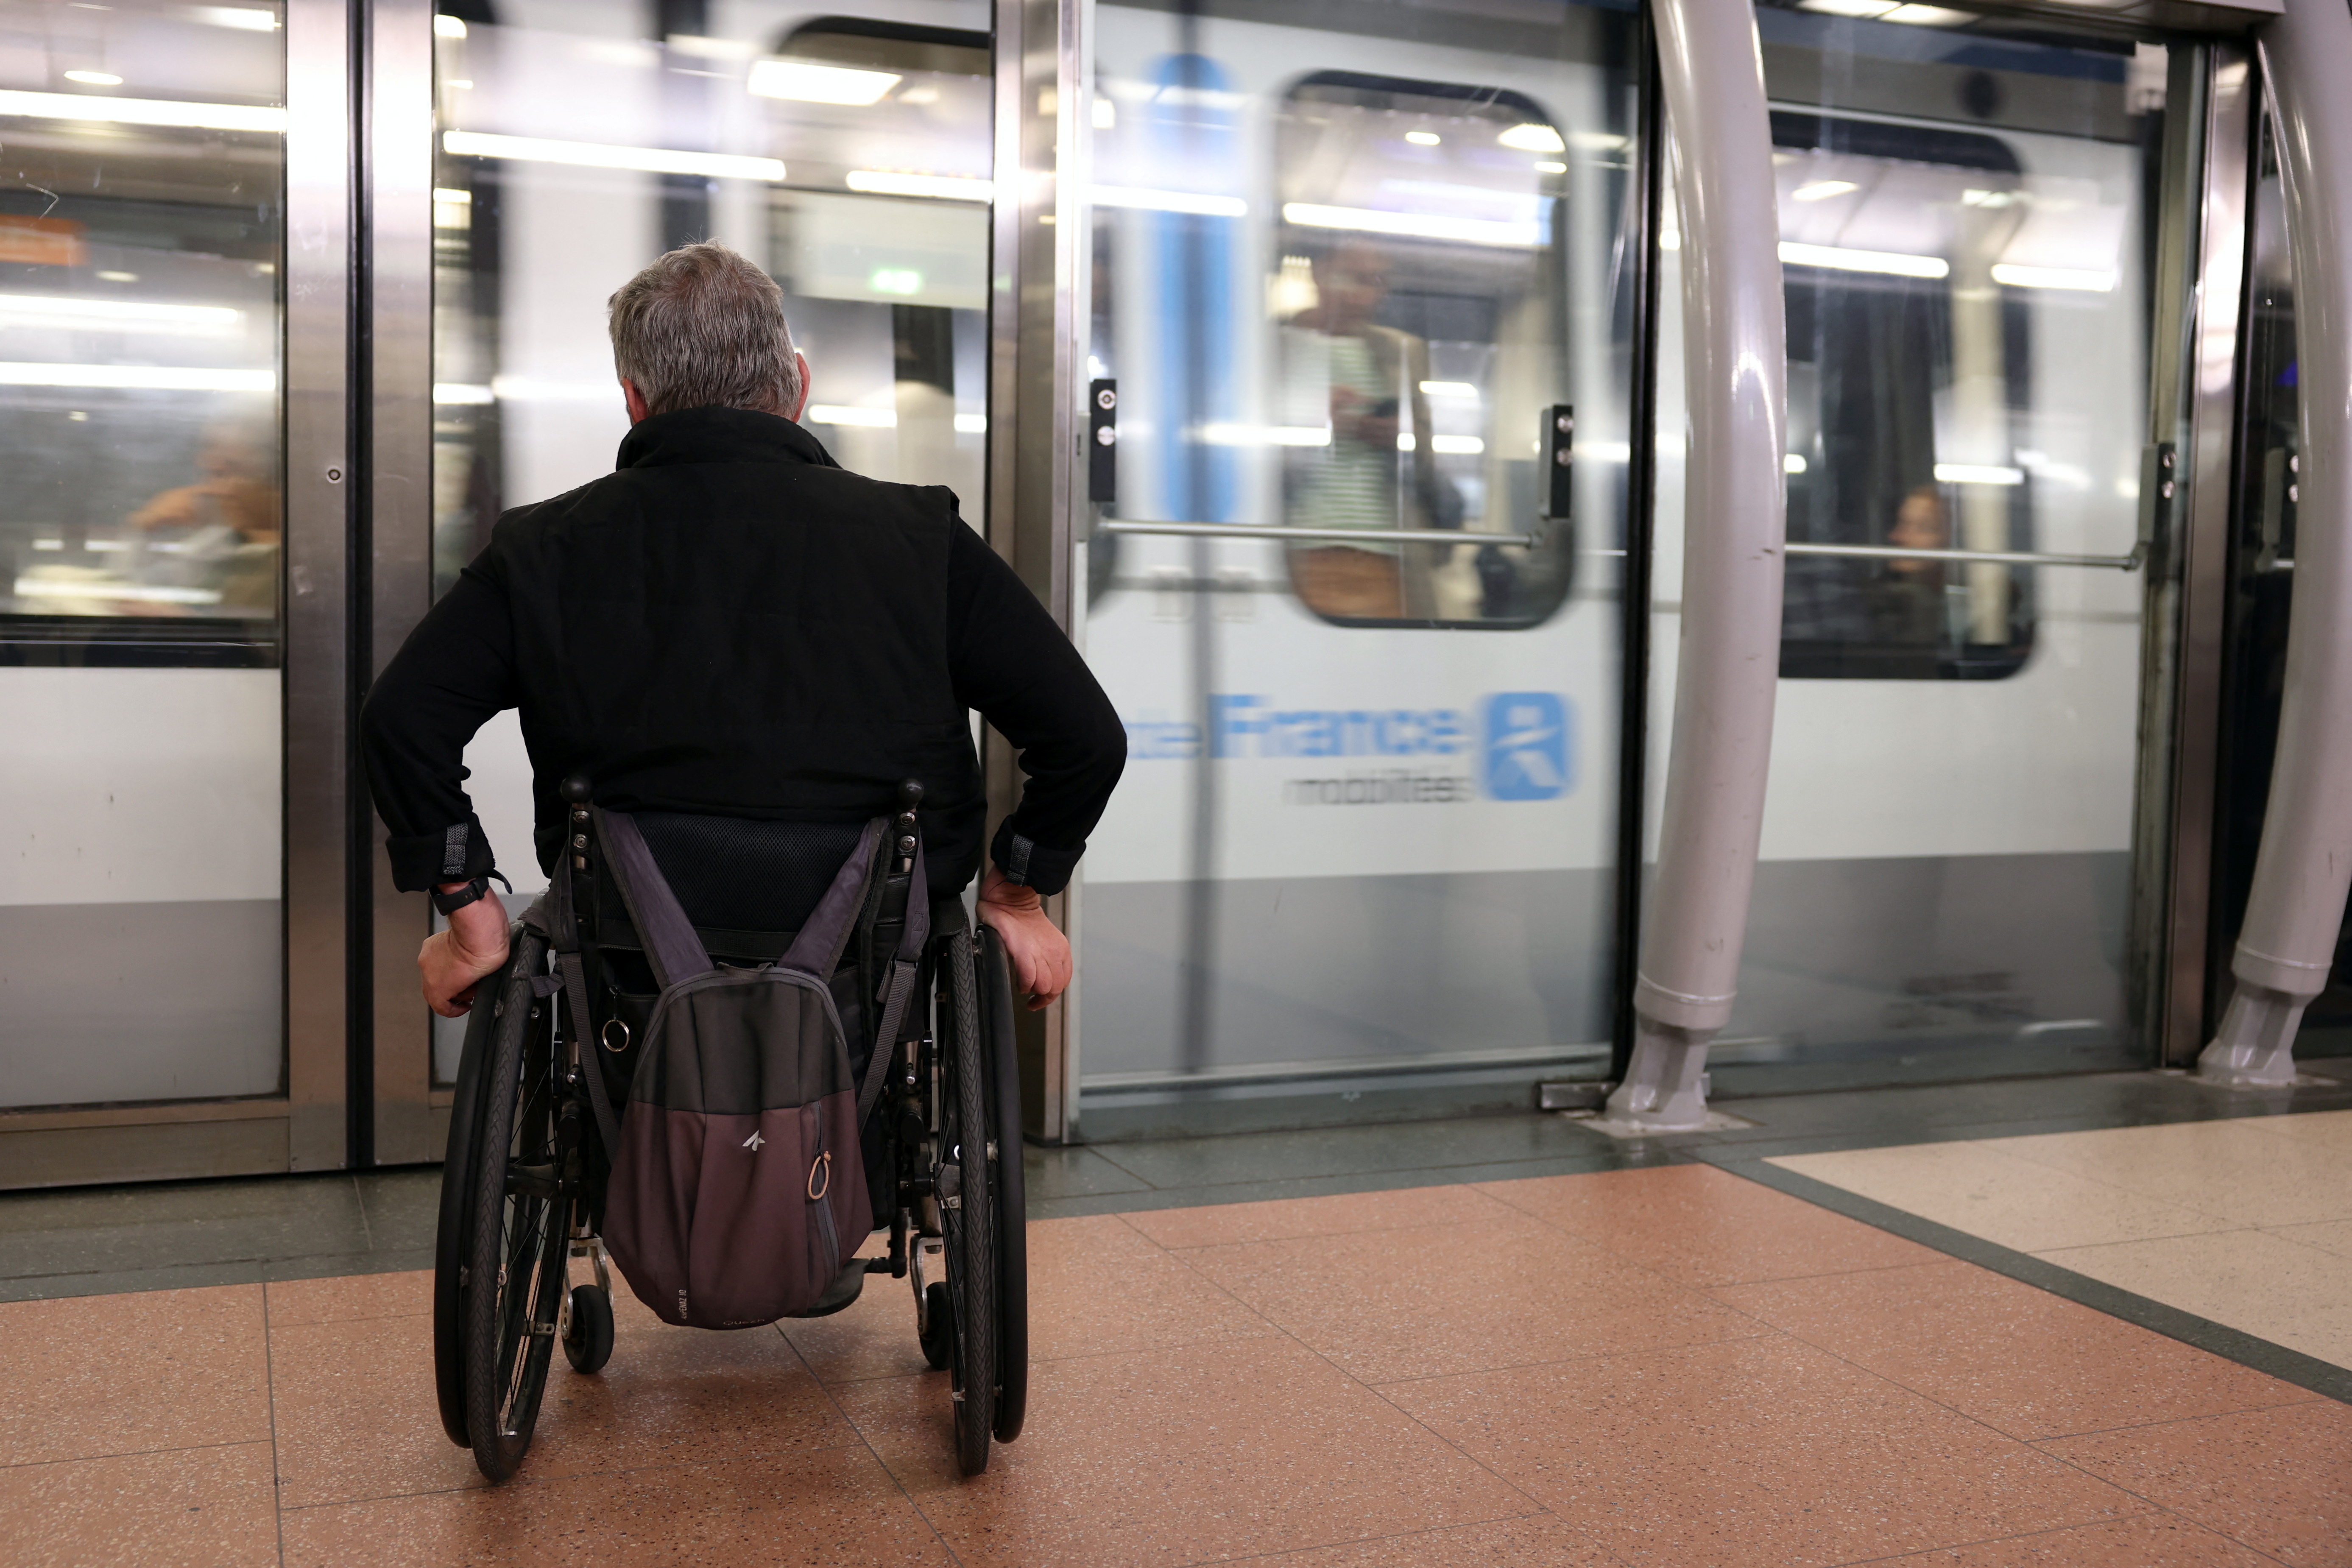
left=358, top=552, right=520, bottom=891
left=944, top=519, right=1126, bottom=895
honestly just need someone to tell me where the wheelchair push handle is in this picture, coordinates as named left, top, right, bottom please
left=560, top=773, right=593, bottom=805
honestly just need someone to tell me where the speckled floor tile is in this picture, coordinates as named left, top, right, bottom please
left=1769, top=1141, right=2235, bottom=1253
left=832, top=1334, right=1534, bottom=1568
left=263, top=1309, right=485, bottom=1507
left=1476, top=1162, right=1942, bottom=1286
left=1710, top=1258, right=2316, bottom=1440
left=0, top=1283, right=270, bottom=1466
left=1183, top=1214, right=1760, bottom=1384
left=1982, top=1120, right=2352, bottom=1229
left=1382, top=1335, right=2148, bottom=1568
left=1870, top=1510, right=2283, bottom=1565
left=266, top=1268, right=430, bottom=1327
left=1120, top=1182, right=1517, bottom=1250
left=277, top=1445, right=951, bottom=1566
left=0, top=1440, right=279, bottom=1568
left=1233, top=1512, right=1618, bottom=1565
left=2036, top=1227, right=2352, bottom=1372
left=2038, top=1400, right=2352, bottom=1566
left=2267, top=1216, right=2352, bottom=1261
left=1018, top=1213, right=1275, bottom=1362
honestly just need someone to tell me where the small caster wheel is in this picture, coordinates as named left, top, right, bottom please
left=563, top=1284, right=614, bottom=1374
left=918, top=1281, right=954, bottom=1370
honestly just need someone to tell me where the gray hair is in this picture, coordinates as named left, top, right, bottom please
left=607, top=241, right=805, bottom=418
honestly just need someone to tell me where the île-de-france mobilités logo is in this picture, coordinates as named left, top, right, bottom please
left=1482, top=692, right=1571, bottom=801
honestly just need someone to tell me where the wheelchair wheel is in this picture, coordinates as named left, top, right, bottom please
left=937, top=922, right=996, bottom=1476
left=977, top=926, right=1030, bottom=1443
left=430, top=935, right=510, bottom=1450
left=459, top=930, right=575, bottom=1482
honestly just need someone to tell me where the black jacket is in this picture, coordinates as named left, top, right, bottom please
left=360, top=406, right=1124, bottom=898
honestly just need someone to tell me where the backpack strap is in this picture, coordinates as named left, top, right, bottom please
left=776, top=817, right=888, bottom=981
left=594, top=806, right=716, bottom=990
left=531, top=866, right=620, bottom=1155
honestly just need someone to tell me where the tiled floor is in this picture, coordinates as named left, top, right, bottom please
left=1772, top=1109, right=2352, bottom=1378
left=8, top=1162, right=2348, bottom=1567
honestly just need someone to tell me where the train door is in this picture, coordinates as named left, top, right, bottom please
left=1651, top=9, right=2190, bottom=1094
left=1074, top=1, right=1644, bottom=1132
left=416, top=2, right=993, bottom=1142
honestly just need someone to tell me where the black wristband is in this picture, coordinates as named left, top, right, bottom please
left=431, top=870, right=511, bottom=915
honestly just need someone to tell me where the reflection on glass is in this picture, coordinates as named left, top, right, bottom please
left=0, top=0, right=285, bottom=1110
left=425, top=3, right=991, bottom=1082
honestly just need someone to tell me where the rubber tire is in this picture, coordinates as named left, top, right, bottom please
left=942, top=922, right=996, bottom=1477
left=918, top=1281, right=954, bottom=1370
left=562, top=1285, right=614, bottom=1375
left=977, top=927, right=1029, bottom=1443
left=431, top=927, right=519, bottom=1450
left=462, top=936, right=569, bottom=1483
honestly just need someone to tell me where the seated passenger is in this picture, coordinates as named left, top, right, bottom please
left=360, top=241, right=1125, bottom=1019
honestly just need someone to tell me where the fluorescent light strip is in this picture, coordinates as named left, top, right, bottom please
left=433, top=382, right=495, bottom=405
left=845, top=170, right=991, bottom=201
left=1785, top=453, right=1808, bottom=474
left=1791, top=179, right=1858, bottom=203
left=15, top=578, right=223, bottom=605
left=1198, top=423, right=1330, bottom=447
left=1778, top=240, right=1948, bottom=279
left=1419, top=381, right=1479, bottom=398
left=954, top=413, right=987, bottom=434
left=0, top=89, right=285, bottom=133
left=0, top=295, right=242, bottom=333
left=0, top=363, right=273, bottom=391
left=1283, top=202, right=1541, bottom=248
left=748, top=60, right=901, bottom=106
left=441, top=131, right=783, bottom=182
left=1397, top=433, right=1485, bottom=454
left=194, top=7, right=281, bottom=30
left=1933, top=463, right=2025, bottom=485
left=1990, top=263, right=2117, bottom=293
left=434, top=14, right=468, bottom=37
left=806, top=405, right=896, bottom=427
left=1094, top=185, right=1247, bottom=217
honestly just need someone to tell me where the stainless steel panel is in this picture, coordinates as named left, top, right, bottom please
left=0, top=1118, right=290, bottom=1191
left=283, top=0, right=355, bottom=1171
left=369, top=0, right=438, bottom=1164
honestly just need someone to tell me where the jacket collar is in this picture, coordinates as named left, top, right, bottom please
left=614, top=405, right=841, bottom=471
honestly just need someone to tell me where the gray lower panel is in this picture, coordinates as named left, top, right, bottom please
left=1081, top=868, right=1616, bottom=1083
left=0, top=900, right=283, bottom=1109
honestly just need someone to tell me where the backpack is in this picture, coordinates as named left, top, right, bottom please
left=547, top=806, right=928, bottom=1329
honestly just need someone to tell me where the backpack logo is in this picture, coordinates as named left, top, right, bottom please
left=1482, top=692, right=1571, bottom=801
left=742, top=1130, right=766, bottom=1152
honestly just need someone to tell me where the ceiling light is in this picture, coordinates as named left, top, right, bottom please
left=1498, top=123, right=1565, bottom=154
left=441, top=131, right=782, bottom=181
left=1534, top=160, right=1567, bottom=174
left=1791, top=179, right=1858, bottom=202
left=1405, top=130, right=1440, bottom=146
left=806, top=405, right=896, bottom=427
left=63, top=71, right=123, bottom=86
left=1283, top=202, right=1541, bottom=248
left=954, top=413, right=987, bottom=433
left=0, top=89, right=285, bottom=131
left=1990, top=262, right=2116, bottom=292
left=0, top=294, right=242, bottom=332
left=844, top=170, right=990, bottom=201
left=431, top=187, right=471, bottom=204
left=1778, top=240, right=1948, bottom=279
left=95, top=270, right=137, bottom=282
left=0, top=362, right=273, bottom=391
left=193, top=7, right=279, bottom=29
left=1798, top=0, right=1899, bottom=15
left=748, top=59, right=901, bottom=106
left=1784, top=453, right=1808, bottom=474
left=1094, top=186, right=1246, bottom=217
left=434, top=14, right=466, bottom=38
left=1419, top=381, right=1479, bottom=398
left=1198, top=423, right=1331, bottom=447
left=1880, top=5, right=1977, bottom=22
left=1933, top=463, right=2024, bottom=485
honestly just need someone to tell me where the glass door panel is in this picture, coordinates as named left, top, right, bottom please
left=0, top=0, right=287, bottom=1108
left=427, top=1, right=991, bottom=1082
left=1080, top=0, right=1640, bottom=1126
left=1652, top=8, right=2168, bottom=1092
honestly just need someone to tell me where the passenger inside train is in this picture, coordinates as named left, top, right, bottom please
left=8, top=0, right=2352, bottom=1557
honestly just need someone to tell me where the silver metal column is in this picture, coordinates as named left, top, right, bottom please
left=1603, top=0, right=1787, bottom=1131
left=988, top=0, right=1091, bottom=1142
left=283, top=0, right=358, bottom=1170
left=2199, top=0, right=2352, bottom=1086
left=368, top=0, right=439, bottom=1163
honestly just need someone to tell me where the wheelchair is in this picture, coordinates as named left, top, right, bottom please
left=431, top=781, right=1029, bottom=1483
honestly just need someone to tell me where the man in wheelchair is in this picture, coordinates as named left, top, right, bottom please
left=358, top=241, right=1124, bottom=1482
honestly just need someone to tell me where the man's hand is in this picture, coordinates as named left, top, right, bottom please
left=977, top=867, right=1071, bottom=1011
left=421, top=886, right=512, bottom=1018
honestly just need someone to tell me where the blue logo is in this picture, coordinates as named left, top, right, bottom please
left=1482, top=693, right=1571, bottom=801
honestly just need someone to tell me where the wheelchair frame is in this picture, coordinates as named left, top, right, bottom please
left=432, top=884, right=1029, bottom=1483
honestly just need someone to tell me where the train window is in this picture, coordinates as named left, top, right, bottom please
left=1771, top=109, right=2143, bottom=680
left=0, top=0, right=285, bottom=669
left=1088, top=64, right=1599, bottom=631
